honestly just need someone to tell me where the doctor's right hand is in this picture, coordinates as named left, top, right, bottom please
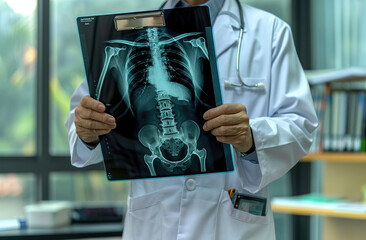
left=74, top=96, right=116, bottom=148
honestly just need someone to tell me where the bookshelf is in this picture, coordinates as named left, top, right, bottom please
left=272, top=153, right=366, bottom=240
left=272, top=68, right=366, bottom=240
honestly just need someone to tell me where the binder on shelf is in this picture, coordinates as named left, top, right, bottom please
left=330, top=91, right=340, bottom=152
left=346, top=93, right=357, bottom=152
left=338, top=91, right=347, bottom=152
left=355, top=93, right=365, bottom=152
left=322, top=93, right=332, bottom=152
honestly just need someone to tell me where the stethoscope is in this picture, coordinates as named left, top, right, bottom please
left=160, top=0, right=265, bottom=89
left=223, top=0, right=265, bottom=89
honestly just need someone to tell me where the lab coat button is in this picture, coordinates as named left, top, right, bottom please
left=185, top=178, right=197, bottom=191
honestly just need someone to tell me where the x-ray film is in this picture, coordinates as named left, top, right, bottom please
left=77, top=6, right=234, bottom=180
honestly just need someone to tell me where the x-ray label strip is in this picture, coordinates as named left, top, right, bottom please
left=114, top=11, right=165, bottom=31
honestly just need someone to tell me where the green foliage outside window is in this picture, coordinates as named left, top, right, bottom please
left=0, top=0, right=36, bottom=156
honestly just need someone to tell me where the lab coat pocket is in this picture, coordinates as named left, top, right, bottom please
left=125, top=191, right=164, bottom=240
left=215, top=190, right=273, bottom=240
left=221, top=190, right=270, bottom=224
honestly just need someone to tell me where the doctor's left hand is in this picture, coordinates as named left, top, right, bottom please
left=202, top=103, right=253, bottom=153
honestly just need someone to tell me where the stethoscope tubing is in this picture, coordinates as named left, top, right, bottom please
left=159, top=0, right=265, bottom=89
left=225, top=0, right=265, bottom=89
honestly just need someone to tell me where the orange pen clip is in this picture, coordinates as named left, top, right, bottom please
left=227, top=189, right=236, bottom=199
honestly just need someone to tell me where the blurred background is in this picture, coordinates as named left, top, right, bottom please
left=0, top=0, right=365, bottom=239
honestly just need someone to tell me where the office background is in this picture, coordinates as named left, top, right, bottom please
left=0, top=0, right=365, bottom=239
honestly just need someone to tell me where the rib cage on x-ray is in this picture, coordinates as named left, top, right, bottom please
left=96, top=28, right=210, bottom=176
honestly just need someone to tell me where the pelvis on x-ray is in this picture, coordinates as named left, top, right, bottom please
left=96, top=28, right=210, bottom=176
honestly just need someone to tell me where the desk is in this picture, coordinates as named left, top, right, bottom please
left=0, top=222, right=123, bottom=240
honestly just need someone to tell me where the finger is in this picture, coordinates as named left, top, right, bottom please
left=210, top=125, right=249, bottom=137
left=203, top=112, right=249, bottom=131
left=203, top=103, right=246, bottom=120
left=75, top=117, right=116, bottom=130
left=77, top=107, right=115, bottom=125
left=80, top=96, right=106, bottom=112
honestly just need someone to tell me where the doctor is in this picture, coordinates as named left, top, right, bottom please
left=65, top=0, right=318, bottom=239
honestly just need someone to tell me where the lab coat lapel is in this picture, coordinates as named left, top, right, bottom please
left=213, top=16, right=238, bottom=58
left=213, top=0, right=242, bottom=58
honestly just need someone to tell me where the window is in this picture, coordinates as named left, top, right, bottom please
left=0, top=0, right=165, bottom=219
left=50, top=172, right=129, bottom=203
left=311, top=0, right=366, bottom=69
left=0, top=0, right=37, bottom=156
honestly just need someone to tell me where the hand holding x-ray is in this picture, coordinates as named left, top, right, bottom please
left=203, top=103, right=253, bottom=153
left=74, top=96, right=116, bottom=146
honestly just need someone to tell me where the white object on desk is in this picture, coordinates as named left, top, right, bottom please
left=0, top=218, right=26, bottom=231
left=25, top=201, right=71, bottom=228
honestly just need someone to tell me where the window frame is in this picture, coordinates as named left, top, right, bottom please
left=0, top=0, right=103, bottom=202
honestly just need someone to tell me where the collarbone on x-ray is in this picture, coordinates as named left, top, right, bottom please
left=97, top=27, right=210, bottom=176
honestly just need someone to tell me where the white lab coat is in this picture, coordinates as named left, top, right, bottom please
left=65, top=0, right=318, bottom=239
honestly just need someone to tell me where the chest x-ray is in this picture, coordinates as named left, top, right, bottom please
left=77, top=6, right=233, bottom=180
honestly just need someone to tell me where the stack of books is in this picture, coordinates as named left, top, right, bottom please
left=307, top=67, right=366, bottom=153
